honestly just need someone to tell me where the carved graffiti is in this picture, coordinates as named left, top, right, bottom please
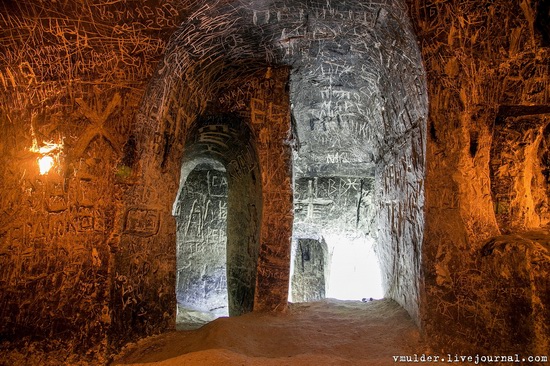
left=123, top=208, right=160, bottom=237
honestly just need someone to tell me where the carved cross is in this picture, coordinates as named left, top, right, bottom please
left=73, top=91, right=122, bottom=158
left=295, top=178, right=333, bottom=220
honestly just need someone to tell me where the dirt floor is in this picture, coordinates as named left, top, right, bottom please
left=111, top=298, right=427, bottom=366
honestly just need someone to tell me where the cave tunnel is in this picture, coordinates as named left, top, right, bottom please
left=162, top=0, right=428, bottom=322
left=289, top=176, right=385, bottom=303
left=0, top=0, right=549, bottom=364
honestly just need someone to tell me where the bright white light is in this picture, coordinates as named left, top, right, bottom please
left=325, top=234, right=384, bottom=300
left=30, top=140, right=62, bottom=154
left=38, top=155, right=54, bottom=175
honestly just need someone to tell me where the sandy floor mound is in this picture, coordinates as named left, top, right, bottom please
left=112, top=298, right=427, bottom=365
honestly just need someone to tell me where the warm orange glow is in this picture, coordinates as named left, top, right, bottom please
left=38, top=155, right=54, bottom=175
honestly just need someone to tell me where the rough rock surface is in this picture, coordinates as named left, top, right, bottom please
left=408, top=0, right=550, bottom=354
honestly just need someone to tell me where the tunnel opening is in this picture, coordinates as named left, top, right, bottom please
left=324, top=234, right=384, bottom=301
left=289, top=176, right=384, bottom=302
left=173, top=159, right=229, bottom=329
left=289, top=235, right=384, bottom=302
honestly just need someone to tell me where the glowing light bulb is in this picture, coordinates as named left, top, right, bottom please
left=38, top=155, right=54, bottom=175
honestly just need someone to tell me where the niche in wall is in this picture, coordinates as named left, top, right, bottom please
left=291, top=237, right=329, bottom=302
left=173, top=159, right=228, bottom=329
left=490, top=109, right=550, bottom=232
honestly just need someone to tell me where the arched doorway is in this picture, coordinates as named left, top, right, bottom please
left=172, top=115, right=263, bottom=329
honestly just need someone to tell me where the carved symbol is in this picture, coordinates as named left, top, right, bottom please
left=74, top=91, right=122, bottom=158
left=123, top=208, right=160, bottom=237
left=295, top=178, right=333, bottom=220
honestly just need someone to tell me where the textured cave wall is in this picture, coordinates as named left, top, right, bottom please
left=375, top=129, right=426, bottom=324
left=366, top=3, right=427, bottom=325
left=407, top=0, right=550, bottom=354
left=0, top=0, right=188, bottom=362
left=491, top=115, right=550, bottom=231
left=293, top=176, right=376, bottom=236
left=478, top=232, right=550, bottom=355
